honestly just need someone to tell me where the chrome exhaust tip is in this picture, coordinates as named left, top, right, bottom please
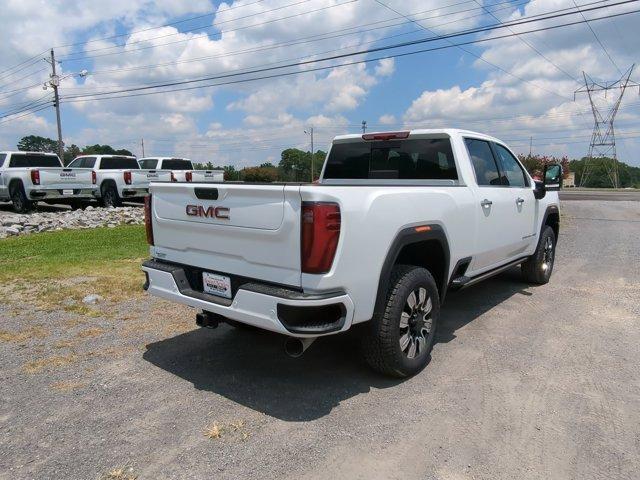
left=284, top=337, right=317, bottom=358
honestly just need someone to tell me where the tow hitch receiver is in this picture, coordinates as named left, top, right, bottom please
left=196, top=311, right=222, bottom=329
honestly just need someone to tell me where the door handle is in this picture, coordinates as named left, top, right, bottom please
left=480, top=199, right=493, bottom=208
left=516, top=197, right=525, bottom=205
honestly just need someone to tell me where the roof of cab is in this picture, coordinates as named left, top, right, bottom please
left=0, top=151, right=59, bottom=155
left=332, top=128, right=505, bottom=144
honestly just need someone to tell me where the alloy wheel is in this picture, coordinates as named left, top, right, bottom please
left=399, top=287, right=433, bottom=359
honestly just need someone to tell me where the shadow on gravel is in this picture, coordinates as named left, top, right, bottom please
left=143, top=267, right=532, bottom=421
left=438, top=267, right=532, bottom=343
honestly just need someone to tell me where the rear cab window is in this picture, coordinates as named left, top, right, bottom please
left=99, top=157, right=140, bottom=170
left=139, top=159, right=159, bottom=169
left=8, top=153, right=62, bottom=168
left=323, top=137, right=458, bottom=182
left=161, top=159, right=193, bottom=170
left=68, top=157, right=96, bottom=168
left=0, top=154, right=6, bottom=168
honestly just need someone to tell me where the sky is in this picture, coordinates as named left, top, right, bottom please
left=0, top=0, right=639, bottom=167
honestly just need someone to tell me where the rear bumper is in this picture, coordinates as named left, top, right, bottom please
left=28, top=188, right=97, bottom=200
left=142, top=259, right=354, bottom=337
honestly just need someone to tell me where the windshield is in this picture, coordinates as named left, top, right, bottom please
left=162, top=159, right=192, bottom=170
left=139, top=159, right=158, bottom=169
left=8, top=153, right=62, bottom=168
left=323, top=138, right=458, bottom=180
left=100, top=157, right=140, bottom=170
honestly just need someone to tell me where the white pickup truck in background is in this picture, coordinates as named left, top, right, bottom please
left=0, top=151, right=97, bottom=212
left=69, top=155, right=155, bottom=207
left=142, top=129, right=562, bottom=377
left=138, top=157, right=224, bottom=183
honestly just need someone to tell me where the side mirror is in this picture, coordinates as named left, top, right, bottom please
left=544, top=164, right=562, bottom=191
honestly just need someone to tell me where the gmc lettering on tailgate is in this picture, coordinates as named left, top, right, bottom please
left=186, top=205, right=230, bottom=219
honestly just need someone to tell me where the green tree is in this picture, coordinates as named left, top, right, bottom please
left=82, top=144, right=133, bottom=156
left=278, top=148, right=326, bottom=182
left=17, top=135, right=60, bottom=153
left=63, top=144, right=81, bottom=166
left=569, top=157, right=640, bottom=188
left=241, top=166, right=278, bottom=182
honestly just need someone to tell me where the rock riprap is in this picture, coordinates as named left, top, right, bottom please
left=0, top=206, right=143, bottom=238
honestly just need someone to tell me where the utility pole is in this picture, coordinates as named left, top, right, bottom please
left=305, top=127, right=314, bottom=181
left=574, top=65, right=639, bottom=188
left=529, top=136, right=533, bottom=156
left=361, top=120, right=367, bottom=133
left=141, top=138, right=145, bottom=157
left=48, top=49, right=64, bottom=161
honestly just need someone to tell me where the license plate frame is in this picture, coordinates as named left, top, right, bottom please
left=62, top=189, right=74, bottom=196
left=202, top=271, right=232, bottom=299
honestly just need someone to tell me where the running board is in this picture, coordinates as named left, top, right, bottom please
left=449, top=256, right=528, bottom=290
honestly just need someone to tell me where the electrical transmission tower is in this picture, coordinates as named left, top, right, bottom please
left=574, top=65, right=638, bottom=188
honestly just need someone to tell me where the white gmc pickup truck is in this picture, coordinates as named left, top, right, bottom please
left=69, top=155, right=156, bottom=207
left=0, top=151, right=96, bottom=212
left=142, top=129, right=561, bottom=377
left=138, top=157, right=224, bottom=183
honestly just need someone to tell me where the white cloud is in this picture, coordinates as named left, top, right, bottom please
left=378, top=114, right=396, bottom=125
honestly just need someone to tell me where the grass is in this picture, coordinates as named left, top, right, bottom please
left=0, top=225, right=148, bottom=310
left=0, top=225, right=147, bottom=281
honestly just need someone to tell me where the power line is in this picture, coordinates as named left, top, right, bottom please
left=57, top=0, right=357, bottom=62
left=69, top=0, right=529, bottom=81
left=59, top=1, right=640, bottom=104
left=470, top=0, right=580, bottom=82
left=0, top=103, right=52, bottom=124
left=571, top=0, right=623, bottom=74
left=53, top=0, right=269, bottom=49
left=57, top=0, right=535, bottom=95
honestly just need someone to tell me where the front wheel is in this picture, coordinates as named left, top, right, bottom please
left=361, top=265, right=440, bottom=377
left=521, top=225, right=556, bottom=285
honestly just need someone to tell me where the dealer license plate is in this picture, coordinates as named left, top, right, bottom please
left=202, top=272, right=232, bottom=299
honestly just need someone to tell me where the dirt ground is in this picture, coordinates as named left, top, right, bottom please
left=1, top=199, right=639, bottom=480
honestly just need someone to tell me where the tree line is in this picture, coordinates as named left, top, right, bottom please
left=13, top=134, right=640, bottom=187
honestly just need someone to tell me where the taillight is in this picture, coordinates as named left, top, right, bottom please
left=30, top=169, right=40, bottom=185
left=171, top=172, right=177, bottom=182
left=144, top=195, right=154, bottom=245
left=91, top=170, right=97, bottom=185
left=185, top=171, right=193, bottom=182
left=301, top=202, right=341, bottom=274
left=124, top=171, right=132, bottom=185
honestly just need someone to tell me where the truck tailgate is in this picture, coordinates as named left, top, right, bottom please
left=141, top=170, right=171, bottom=183
left=150, top=183, right=303, bottom=287
left=38, top=168, right=93, bottom=189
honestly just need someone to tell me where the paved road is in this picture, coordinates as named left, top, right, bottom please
left=1, top=200, right=639, bottom=479
left=560, top=189, right=640, bottom=201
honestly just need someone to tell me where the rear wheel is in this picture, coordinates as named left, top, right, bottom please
left=362, top=265, right=439, bottom=377
left=521, top=225, right=556, bottom=285
left=10, top=183, right=35, bottom=213
left=101, top=184, right=122, bottom=208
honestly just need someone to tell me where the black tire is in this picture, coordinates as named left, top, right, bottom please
left=361, top=265, right=440, bottom=378
left=10, top=182, right=35, bottom=213
left=521, top=225, right=556, bottom=285
left=101, top=183, right=122, bottom=208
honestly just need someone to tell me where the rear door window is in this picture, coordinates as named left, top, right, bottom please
left=139, top=159, right=158, bottom=169
left=324, top=138, right=458, bottom=180
left=100, top=157, right=139, bottom=169
left=464, top=138, right=501, bottom=186
left=9, top=153, right=61, bottom=168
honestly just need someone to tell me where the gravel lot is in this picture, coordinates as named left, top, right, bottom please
left=1, top=200, right=639, bottom=480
